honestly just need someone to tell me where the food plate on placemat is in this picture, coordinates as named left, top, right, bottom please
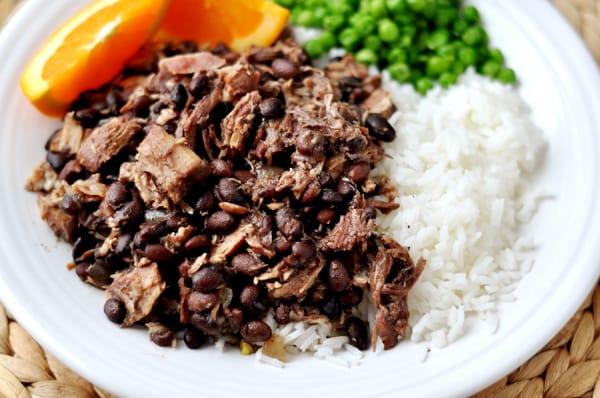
left=0, top=1, right=599, bottom=397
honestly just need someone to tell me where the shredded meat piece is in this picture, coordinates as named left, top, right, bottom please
left=107, top=259, right=166, bottom=327
left=136, top=125, right=210, bottom=204
left=219, top=63, right=260, bottom=102
left=360, top=88, right=395, bottom=119
left=321, top=206, right=375, bottom=252
left=158, top=52, right=226, bottom=75
left=76, top=117, right=140, bottom=173
left=48, top=112, right=84, bottom=154
left=220, top=90, right=261, bottom=156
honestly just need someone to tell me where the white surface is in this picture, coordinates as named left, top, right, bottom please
left=0, top=1, right=599, bottom=397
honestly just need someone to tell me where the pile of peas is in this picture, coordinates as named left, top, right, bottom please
left=274, top=0, right=517, bottom=94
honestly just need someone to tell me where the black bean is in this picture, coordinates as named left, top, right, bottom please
left=187, top=291, right=219, bottom=312
left=317, top=208, right=337, bottom=224
left=338, top=76, right=362, bottom=92
left=336, top=180, right=356, bottom=198
left=195, top=190, right=216, bottom=213
left=73, top=108, right=100, bottom=128
left=166, top=215, right=189, bottom=230
left=190, top=313, right=219, bottom=336
left=171, top=83, right=189, bottom=110
left=46, top=151, right=70, bottom=172
left=327, top=260, right=351, bottom=293
left=106, top=90, right=123, bottom=114
left=130, top=94, right=153, bottom=116
left=206, top=211, right=237, bottom=234
left=239, top=285, right=261, bottom=308
left=74, top=262, right=90, bottom=281
left=321, top=189, right=344, bottom=206
left=240, top=320, right=272, bottom=343
left=258, top=97, right=285, bottom=119
left=150, top=328, right=175, bottom=347
left=144, top=244, right=174, bottom=263
left=231, top=253, right=262, bottom=275
left=347, top=162, right=371, bottom=184
left=275, top=207, right=303, bottom=238
left=210, top=159, right=233, bottom=177
left=340, top=286, right=363, bottom=306
left=104, top=298, right=126, bottom=324
left=87, top=263, right=113, bottom=286
left=321, top=295, right=342, bottom=320
left=300, top=180, right=321, bottom=204
left=113, top=197, right=144, bottom=225
left=184, top=235, right=211, bottom=254
left=273, top=237, right=292, bottom=254
left=216, top=178, right=244, bottom=204
left=345, top=317, right=369, bottom=350
left=365, top=114, right=396, bottom=142
left=183, top=327, right=206, bottom=349
left=57, top=159, right=83, bottom=183
left=295, top=131, right=325, bottom=158
left=189, top=74, right=210, bottom=98
left=72, top=234, right=96, bottom=262
left=274, top=303, right=291, bottom=324
left=134, top=221, right=165, bottom=246
left=191, top=266, right=225, bottom=292
left=60, top=194, right=80, bottom=215
left=249, top=47, right=281, bottom=63
left=114, top=233, right=133, bottom=257
left=271, top=58, right=300, bottom=80
left=106, top=182, right=129, bottom=207
left=291, top=240, right=316, bottom=261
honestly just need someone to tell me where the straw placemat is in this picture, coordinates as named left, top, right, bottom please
left=0, top=1, right=599, bottom=397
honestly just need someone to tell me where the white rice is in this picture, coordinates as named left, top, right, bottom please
left=375, top=69, right=546, bottom=347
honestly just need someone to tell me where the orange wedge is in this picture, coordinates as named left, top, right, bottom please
left=20, top=0, right=169, bottom=117
left=156, top=0, right=290, bottom=53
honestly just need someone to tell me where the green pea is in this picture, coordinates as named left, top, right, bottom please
left=452, top=61, right=466, bottom=75
left=318, top=31, right=337, bottom=51
left=421, top=0, right=438, bottom=19
left=452, top=19, right=469, bottom=35
left=388, top=63, right=412, bottom=82
left=426, top=55, right=453, bottom=77
left=378, top=19, right=401, bottom=43
left=406, top=0, right=426, bottom=13
left=323, top=14, right=346, bottom=32
left=439, top=72, right=457, bottom=88
left=303, top=39, right=325, bottom=59
left=497, top=67, right=517, bottom=84
left=304, top=0, right=322, bottom=8
left=427, top=29, right=450, bottom=50
left=327, top=0, right=354, bottom=15
left=458, top=47, right=477, bottom=66
left=313, top=6, right=327, bottom=21
left=295, top=9, right=318, bottom=27
left=355, top=48, right=379, bottom=65
left=462, top=26, right=488, bottom=46
left=364, top=35, right=383, bottom=52
left=489, top=48, right=505, bottom=64
left=415, top=77, right=433, bottom=94
left=339, top=27, right=361, bottom=51
left=350, top=13, right=376, bottom=36
left=463, top=5, right=481, bottom=23
left=435, top=7, right=458, bottom=27
left=437, top=42, right=457, bottom=57
left=481, top=60, right=501, bottom=77
left=367, top=0, right=388, bottom=18
left=385, top=0, right=407, bottom=12
left=387, top=47, right=408, bottom=64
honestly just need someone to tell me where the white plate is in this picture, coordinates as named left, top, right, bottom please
left=1, top=1, right=599, bottom=397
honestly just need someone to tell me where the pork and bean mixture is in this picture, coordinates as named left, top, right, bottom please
left=26, top=38, right=424, bottom=353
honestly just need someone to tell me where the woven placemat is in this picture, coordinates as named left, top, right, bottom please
left=0, top=1, right=599, bottom=397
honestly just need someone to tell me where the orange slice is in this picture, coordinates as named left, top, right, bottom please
left=20, top=0, right=169, bottom=117
left=156, top=0, right=290, bottom=53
